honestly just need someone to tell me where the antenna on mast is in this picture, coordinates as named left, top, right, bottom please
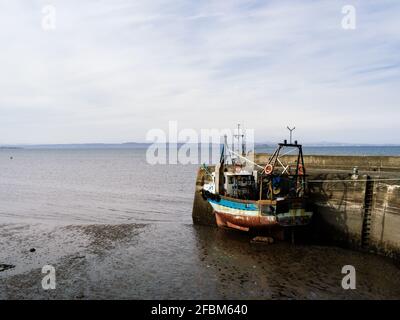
left=242, top=123, right=246, bottom=156
left=233, top=123, right=245, bottom=159
left=287, top=126, right=296, bottom=144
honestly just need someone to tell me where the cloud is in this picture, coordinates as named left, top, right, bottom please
left=0, top=0, right=399, bottom=144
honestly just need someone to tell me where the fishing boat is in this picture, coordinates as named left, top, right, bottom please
left=201, top=126, right=313, bottom=232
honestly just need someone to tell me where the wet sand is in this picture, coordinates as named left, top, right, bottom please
left=1, top=222, right=400, bottom=299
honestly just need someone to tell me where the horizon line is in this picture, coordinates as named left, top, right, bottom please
left=1, top=142, right=400, bottom=147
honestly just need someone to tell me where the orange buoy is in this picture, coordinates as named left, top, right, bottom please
left=264, top=164, right=273, bottom=175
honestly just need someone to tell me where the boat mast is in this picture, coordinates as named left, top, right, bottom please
left=233, top=123, right=245, bottom=165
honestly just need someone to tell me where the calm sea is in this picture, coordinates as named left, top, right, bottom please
left=0, top=147, right=399, bottom=299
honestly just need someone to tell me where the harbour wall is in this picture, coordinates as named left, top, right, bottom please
left=192, top=155, right=400, bottom=261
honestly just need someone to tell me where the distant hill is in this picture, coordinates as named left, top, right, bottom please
left=1, top=142, right=399, bottom=149
left=0, top=146, right=23, bottom=149
left=14, top=143, right=152, bottom=149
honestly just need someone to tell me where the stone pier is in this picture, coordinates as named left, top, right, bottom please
left=192, top=155, right=400, bottom=261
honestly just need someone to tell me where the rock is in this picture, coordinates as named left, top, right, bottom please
left=71, top=255, right=85, bottom=260
left=0, top=264, right=15, bottom=272
left=29, top=248, right=36, bottom=252
left=250, top=236, right=274, bottom=244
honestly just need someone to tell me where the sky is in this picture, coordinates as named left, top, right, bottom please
left=0, top=0, right=399, bottom=144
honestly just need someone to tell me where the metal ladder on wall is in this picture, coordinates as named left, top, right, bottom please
left=361, top=176, right=374, bottom=248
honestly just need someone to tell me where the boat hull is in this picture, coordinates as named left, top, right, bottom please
left=207, top=196, right=312, bottom=231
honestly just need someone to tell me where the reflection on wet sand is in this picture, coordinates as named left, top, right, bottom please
left=192, top=226, right=400, bottom=299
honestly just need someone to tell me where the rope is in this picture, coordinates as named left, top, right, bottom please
left=308, top=178, right=400, bottom=183
left=227, top=148, right=265, bottom=170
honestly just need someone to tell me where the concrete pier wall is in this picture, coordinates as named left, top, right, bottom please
left=192, top=154, right=400, bottom=260
left=254, top=154, right=400, bottom=172
left=306, top=172, right=366, bottom=248
left=367, top=181, right=400, bottom=259
left=192, top=166, right=217, bottom=227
